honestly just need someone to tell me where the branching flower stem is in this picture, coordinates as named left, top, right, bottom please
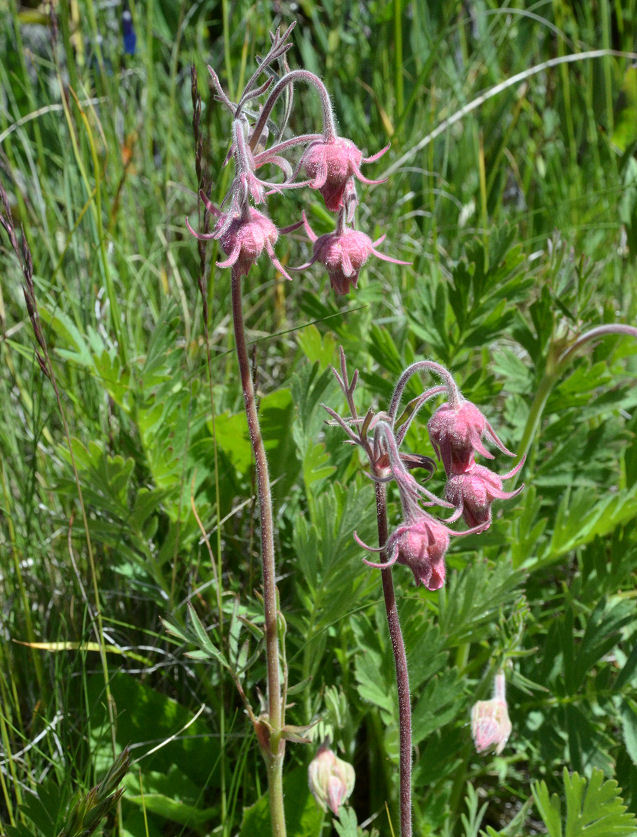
left=516, top=324, right=637, bottom=467
left=230, top=270, right=286, bottom=836
left=375, top=480, right=412, bottom=837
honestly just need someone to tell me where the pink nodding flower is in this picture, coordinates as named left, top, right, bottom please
left=445, top=461, right=525, bottom=529
left=293, top=213, right=410, bottom=295
left=300, top=136, right=388, bottom=211
left=355, top=513, right=486, bottom=591
left=186, top=197, right=294, bottom=280
left=427, top=400, right=515, bottom=476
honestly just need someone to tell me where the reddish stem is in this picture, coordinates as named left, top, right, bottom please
left=375, top=481, right=412, bottom=837
left=231, top=271, right=286, bottom=836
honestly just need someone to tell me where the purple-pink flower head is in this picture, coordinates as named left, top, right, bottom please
left=445, top=461, right=525, bottom=528
left=300, top=136, right=388, bottom=211
left=357, top=514, right=481, bottom=591
left=186, top=201, right=293, bottom=280
left=293, top=213, right=410, bottom=295
left=427, top=400, right=514, bottom=476
left=390, top=516, right=450, bottom=590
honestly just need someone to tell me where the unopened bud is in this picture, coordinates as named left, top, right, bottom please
left=471, top=671, right=512, bottom=755
left=308, top=746, right=355, bottom=815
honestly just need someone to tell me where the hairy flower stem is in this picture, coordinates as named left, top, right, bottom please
left=375, top=481, right=412, bottom=837
left=231, top=272, right=286, bottom=836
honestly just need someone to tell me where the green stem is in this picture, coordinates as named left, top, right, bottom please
left=230, top=272, right=286, bottom=836
left=517, top=324, right=637, bottom=466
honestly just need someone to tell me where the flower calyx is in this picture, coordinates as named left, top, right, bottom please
left=187, top=197, right=296, bottom=280
left=355, top=513, right=487, bottom=592
left=445, top=460, right=525, bottom=528
left=293, top=212, right=410, bottom=295
left=427, top=399, right=515, bottom=476
left=300, top=136, right=388, bottom=212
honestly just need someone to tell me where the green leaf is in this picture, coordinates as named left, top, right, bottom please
left=535, top=484, right=637, bottom=568
left=532, top=769, right=637, bottom=837
left=532, top=779, right=563, bottom=837
left=6, top=779, right=67, bottom=837
left=334, top=806, right=359, bottom=837
left=620, top=700, right=637, bottom=765
left=87, top=673, right=220, bottom=788
left=124, top=767, right=215, bottom=832
left=162, top=606, right=230, bottom=670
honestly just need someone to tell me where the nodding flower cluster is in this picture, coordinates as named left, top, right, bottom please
left=187, top=23, right=409, bottom=292
left=325, top=352, right=524, bottom=591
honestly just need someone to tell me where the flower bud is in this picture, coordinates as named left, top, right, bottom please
left=300, top=137, right=386, bottom=211
left=292, top=214, right=409, bottom=295
left=393, top=515, right=450, bottom=590
left=186, top=203, right=293, bottom=280
left=471, top=671, right=512, bottom=755
left=308, top=746, right=355, bottom=815
left=428, top=400, right=514, bottom=475
left=445, top=463, right=524, bottom=528
left=218, top=207, right=281, bottom=278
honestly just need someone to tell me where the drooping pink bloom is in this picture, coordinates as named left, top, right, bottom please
left=445, top=461, right=525, bottom=528
left=186, top=199, right=294, bottom=280
left=300, top=136, right=388, bottom=211
left=427, top=400, right=514, bottom=476
left=293, top=213, right=410, bottom=295
left=356, top=513, right=486, bottom=591
left=471, top=671, right=512, bottom=755
left=308, top=746, right=355, bottom=815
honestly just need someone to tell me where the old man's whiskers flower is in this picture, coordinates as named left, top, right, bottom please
left=187, top=23, right=409, bottom=837
left=308, top=745, right=355, bottom=816
left=324, top=350, right=525, bottom=837
left=292, top=212, right=410, bottom=295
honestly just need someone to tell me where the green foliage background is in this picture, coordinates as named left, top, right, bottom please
left=0, top=1, right=636, bottom=835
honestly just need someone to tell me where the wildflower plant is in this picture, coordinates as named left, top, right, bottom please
left=325, top=352, right=525, bottom=836
left=187, top=23, right=409, bottom=836
left=4, top=9, right=637, bottom=837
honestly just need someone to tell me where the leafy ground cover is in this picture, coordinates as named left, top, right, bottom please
left=1, top=1, right=636, bottom=835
